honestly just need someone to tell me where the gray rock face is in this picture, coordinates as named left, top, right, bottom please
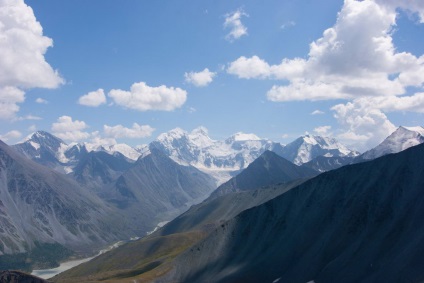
left=0, top=140, right=128, bottom=256
left=100, top=148, right=217, bottom=234
left=210, top=150, right=317, bottom=199
left=72, top=151, right=134, bottom=190
left=301, top=155, right=355, bottom=172
left=12, top=131, right=68, bottom=172
left=169, top=143, right=424, bottom=283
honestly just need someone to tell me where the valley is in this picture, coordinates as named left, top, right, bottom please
left=0, top=125, right=423, bottom=282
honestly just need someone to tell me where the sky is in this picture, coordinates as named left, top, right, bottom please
left=0, top=0, right=424, bottom=152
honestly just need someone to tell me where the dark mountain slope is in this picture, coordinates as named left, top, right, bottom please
left=210, top=150, right=316, bottom=198
left=168, top=143, right=424, bottom=283
left=72, top=151, right=134, bottom=190
left=301, top=155, right=354, bottom=172
left=101, top=148, right=216, bottom=234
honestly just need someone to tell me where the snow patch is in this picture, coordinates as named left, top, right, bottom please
left=29, top=141, right=40, bottom=150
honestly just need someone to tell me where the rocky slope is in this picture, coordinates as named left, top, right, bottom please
left=0, top=140, right=129, bottom=266
left=165, top=143, right=424, bottom=283
left=99, top=148, right=217, bottom=234
left=210, top=150, right=317, bottom=198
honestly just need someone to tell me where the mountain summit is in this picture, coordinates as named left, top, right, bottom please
left=150, top=127, right=279, bottom=184
left=278, top=134, right=359, bottom=165
left=358, top=126, right=424, bottom=161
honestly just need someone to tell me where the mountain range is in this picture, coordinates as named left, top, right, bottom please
left=54, top=140, right=424, bottom=282
left=12, top=127, right=362, bottom=185
left=0, top=140, right=216, bottom=271
left=2, top=125, right=424, bottom=274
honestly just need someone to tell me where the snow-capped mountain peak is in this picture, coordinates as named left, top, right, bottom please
left=280, top=134, right=359, bottom=165
left=157, top=127, right=187, bottom=142
left=359, top=126, right=424, bottom=160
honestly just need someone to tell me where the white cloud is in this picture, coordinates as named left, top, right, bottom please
left=90, top=131, right=117, bottom=147
left=375, top=0, right=424, bottom=23
left=35, top=98, right=48, bottom=104
left=227, top=56, right=306, bottom=80
left=311, top=110, right=324, bottom=115
left=0, top=0, right=63, bottom=89
left=78, top=89, right=107, bottom=107
left=0, top=130, right=22, bottom=142
left=224, top=8, right=248, bottom=41
left=0, top=0, right=63, bottom=120
left=227, top=0, right=424, bottom=151
left=104, top=123, right=155, bottom=139
left=184, top=68, right=216, bottom=87
left=0, top=86, right=25, bottom=119
left=313, top=125, right=332, bottom=136
left=331, top=98, right=397, bottom=151
left=108, top=82, right=187, bottom=111
left=51, top=116, right=90, bottom=141
left=228, top=0, right=424, bottom=101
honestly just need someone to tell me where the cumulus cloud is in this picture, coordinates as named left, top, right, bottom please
left=227, top=0, right=424, bottom=101
left=313, top=125, right=332, bottom=136
left=0, top=130, right=22, bottom=142
left=78, top=89, right=107, bottom=107
left=331, top=98, right=397, bottom=151
left=108, top=82, right=187, bottom=111
left=104, top=123, right=155, bottom=139
left=375, top=0, right=424, bottom=23
left=35, top=98, right=48, bottom=104
left=224, top=8, right=248, bottom=41
left=227, top=0, right=424, bottom=150
left=0, top=0, right=63, bottom=120
left=0, top=86, right=25, bottom=119
left=227, top=56, right=306, bottom=80
left=184, top=68, right=216, bottom=87
left=90, top=131, right=117, bottom=147
left=51, top=116, right=91, bottom=141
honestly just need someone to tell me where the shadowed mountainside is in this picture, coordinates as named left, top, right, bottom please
left=167, top=143, right=424, bottom=283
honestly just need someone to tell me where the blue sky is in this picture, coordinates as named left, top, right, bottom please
left=1, top=0, right=424, bottom=151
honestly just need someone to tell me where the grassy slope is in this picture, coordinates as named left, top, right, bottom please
left=51, top=231, right=206, bottom=283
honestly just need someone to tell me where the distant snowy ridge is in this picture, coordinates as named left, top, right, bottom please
left=151, top=127, right=279, bottom=184
left=11, top=128, right=364, bottom=184
left=278, top=134, right=360, bottom=165
left=359, top=126, right=424, bottom=161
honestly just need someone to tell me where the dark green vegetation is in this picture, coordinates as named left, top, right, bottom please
left=0, top=270, right=49, bottom=283
left=0, top=243, right=72, bottom=272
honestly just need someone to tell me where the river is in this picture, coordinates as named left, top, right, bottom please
left=31, top=222, right=169, bottom=279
